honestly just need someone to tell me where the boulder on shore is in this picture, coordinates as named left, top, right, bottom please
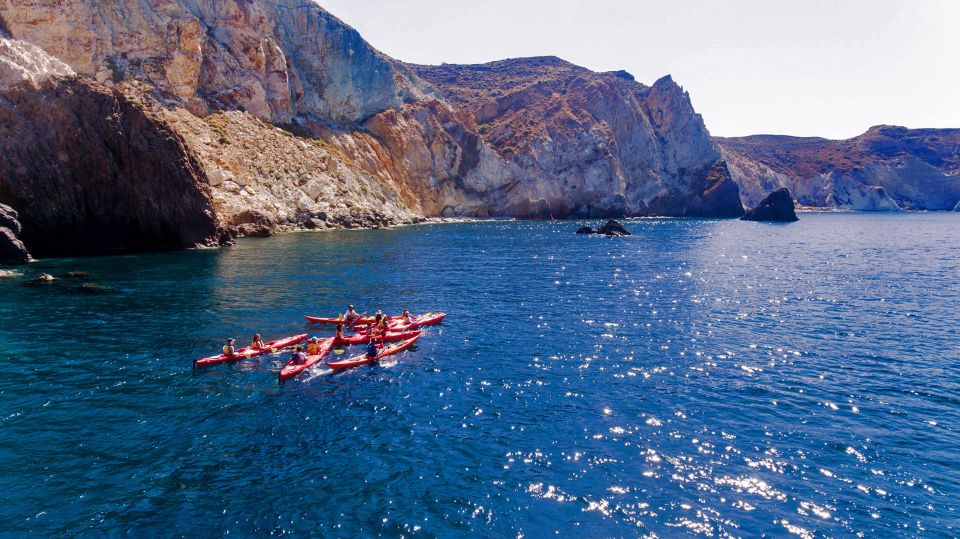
left=741, top=188, right=799, bottom=222
left=576, top=219, right=632, bottom=236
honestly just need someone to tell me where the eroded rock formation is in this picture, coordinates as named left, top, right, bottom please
left=0, top=0, right=748, bottom=259
left=0, top=202, right=30, bottom=263
left=411, top=61, right=744, bottom=218
left=719, top=126, right=960, bottom=211
left=0, top=38, right=223, bottom=257
left=741, top=188, right=799, bottom=222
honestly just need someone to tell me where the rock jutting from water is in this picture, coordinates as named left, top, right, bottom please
left=741, top=188, right=800, bottom=222
left=27, top=272, right=56, bottom=284
left=576, top=220, right=632, bottom=236
left=0, top=202, right=31, bottom=264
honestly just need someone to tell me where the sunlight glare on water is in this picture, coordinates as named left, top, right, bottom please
left=0, top=213, right=958, bottom=536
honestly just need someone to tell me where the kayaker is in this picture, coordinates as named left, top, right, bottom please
left=369, top=313, right=385, bottom=336
left=289, top=345, right=308, bottom=365
left=400, top=309, right=414, bottom=325
left=377, top=315, right=389, bottom=335
left=365, top=339, right=380, bottom=360
left=223, top=338, right=236, bottom=356
left=251, top=334, right=266, bottom=350
left=344, top=305, right=360, bottom=321
left=306, top=338, right=321, bottom=355
left=335, top=323, right=345, bottom=341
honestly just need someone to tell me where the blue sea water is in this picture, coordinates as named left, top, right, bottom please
left=0, top=213, right=958, bottom=537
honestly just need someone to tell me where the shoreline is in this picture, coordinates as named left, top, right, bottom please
left=3, top=210, right=957, bottom=266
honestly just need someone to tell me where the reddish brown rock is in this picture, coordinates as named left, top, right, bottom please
left=0, top=76, right=224, bottom=257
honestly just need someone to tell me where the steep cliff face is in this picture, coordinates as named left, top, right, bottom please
left=0, top=38, right=223, bottom=257
left=719, top=126, right=960, bottom=210
left=411, top=60, right=743, bottom=217
left=0, top=0, right=746, bottom=260
left=0, top=0, right=430, bottom=124
left=0, top=0, right=434, bottom=235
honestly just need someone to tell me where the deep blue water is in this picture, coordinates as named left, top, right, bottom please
left=1, top=213, right=959, bottom=537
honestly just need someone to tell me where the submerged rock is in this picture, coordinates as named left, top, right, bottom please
left=575, top=226, right=595, bottom=235
left=73, top=282, right=113, bottom=294
left=28, top=272, right=56, bottom=283
left=741, top=188, right=799, bottom=222
left=64, top=271, right=92, bottom=278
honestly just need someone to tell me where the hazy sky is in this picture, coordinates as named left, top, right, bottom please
left=319, top=0, right=959, bottom=139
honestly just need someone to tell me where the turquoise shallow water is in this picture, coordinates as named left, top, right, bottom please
left=1, top=213, right=959, bottom=536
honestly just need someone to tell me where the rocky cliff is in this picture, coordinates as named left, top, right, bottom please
left=719, top=126, right=960, bottom=211
left=0, top=0, right=745, bottom=259
left=0, top=0, right=431, bottom=123
left=410, top=60, right=743, bottom=217
left=0, top=38, right=224, bottom=258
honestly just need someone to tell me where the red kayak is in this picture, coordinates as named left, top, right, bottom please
left=305, top=315, right=400, bottom=325
left=194, top=334, right=308, bottom=368
left=278, top=337, right=335, bottom=382
left=353, top=312, right=447, bottom=332
left=334, top=330, right=422, bottom=346
left=328, top=334, right=421, bottom=370
left=407, top=312, right=446, bottom=329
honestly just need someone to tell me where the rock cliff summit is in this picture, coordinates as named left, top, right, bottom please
left=0, top=0, right=748, bottom=258
left=4, top=1, right=956, bottom=261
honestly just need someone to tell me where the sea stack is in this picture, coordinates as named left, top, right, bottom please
left=741, top=188, right=799, bottom=222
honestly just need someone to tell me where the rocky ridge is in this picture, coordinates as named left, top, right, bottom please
left=0, top=0, right=747, bottom=259
left=411, top=60, right=744, bottom=218
left=719, top=126, right=960, bottom=211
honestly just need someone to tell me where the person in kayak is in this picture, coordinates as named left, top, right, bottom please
left=306, top=338, right=321, bottom=355
left=344, top=305, right=360, bottom=321
left=223, top=338, right=236, bottom=356
left=335, top=323, right=345, bottom=341
left=368, top=313, right=385, bottom=337
left=251, top=334, right=266, bottom=350
left=289, top=345, right=308, bottom=365
left=377, top=315, right=390, bottom=335
left=400, top=309, right=414, bottom=325
left=365, top=339, right=380, bottom=360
